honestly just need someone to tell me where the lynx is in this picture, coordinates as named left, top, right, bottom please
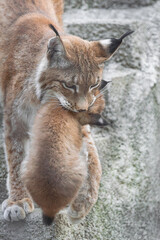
left=0, top=0, right=133, bottom=222
left=21, top=88, right=108, bottom=225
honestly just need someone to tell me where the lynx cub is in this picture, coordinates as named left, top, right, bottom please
left=22, top=89, right=107, bottom=225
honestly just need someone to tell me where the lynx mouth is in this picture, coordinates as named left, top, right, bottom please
left=66, top=107, right=78, bottom=113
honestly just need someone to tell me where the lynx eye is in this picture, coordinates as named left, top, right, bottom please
left=89, top=82, right=100, bottom=90
left=62, top=82, right=77, bottom=92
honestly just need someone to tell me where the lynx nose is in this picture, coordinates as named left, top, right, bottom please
left=76, top=97, right=88, bottom=112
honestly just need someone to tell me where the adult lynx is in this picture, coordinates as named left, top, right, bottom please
left=0, top=0, right=133, bottom=222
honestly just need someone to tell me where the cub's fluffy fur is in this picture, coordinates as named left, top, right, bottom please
left=23, top=103, right=86, bottom=224
left=22, top=94, right=105, bottom=225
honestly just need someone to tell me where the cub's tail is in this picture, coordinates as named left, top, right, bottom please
left=42, top=213, right=54, bottom=226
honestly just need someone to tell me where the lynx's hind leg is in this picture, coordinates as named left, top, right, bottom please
left=67, top=125, right=102, bottom=224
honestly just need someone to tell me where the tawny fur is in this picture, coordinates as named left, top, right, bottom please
left=22, top=103, right=86, bottom=219
left=22, top=95, right=105, bottom=221
left=0, top=0, right=123, bottom=222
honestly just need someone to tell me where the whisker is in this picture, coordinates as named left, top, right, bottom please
left=44, top=97, right=59, bottom=101
left=44, top=96, right=58, bottom=100
left=41, top=102, right=61, bottom=111
left=42, top=95, right=59, bottom=101
left=44, top=99, right=60, bottom=104
left=96, top=86, right=109, bottom=99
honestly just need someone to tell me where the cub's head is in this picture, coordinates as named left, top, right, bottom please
left=35, top=24, right=133, bottom=112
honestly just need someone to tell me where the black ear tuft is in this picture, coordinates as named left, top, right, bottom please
left=49, top=24, right=60, bottom=37
left=119, top=30, right=134, bottom=41
left=99, top=80, right=111, bottom=90
left=42, top=213, right=54, bottom=226
left=109, top=38, right=121, bottom=55
left=109, top=30, right=134, bottom=54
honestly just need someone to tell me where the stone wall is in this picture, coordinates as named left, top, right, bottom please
left=0, top=0, right=160, bottom=239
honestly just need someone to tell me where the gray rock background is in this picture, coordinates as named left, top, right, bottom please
left=0, top=0, right=160, bottom=239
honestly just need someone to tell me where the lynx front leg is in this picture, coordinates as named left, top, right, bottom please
left=68, top=125, right=102, bottom=224
left=2, top=115, right=34, bottom=221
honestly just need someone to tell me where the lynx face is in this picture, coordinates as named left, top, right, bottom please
left=40, top=69, right=103, bottom=113
left=35, top=25, right=133, bottom=112
left=36, top=36, right=103, bottom=112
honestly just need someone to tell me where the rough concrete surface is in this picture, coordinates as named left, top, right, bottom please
left=64, top=0, right=158, bottom=10
left=0, top=0, right=160, bottom=240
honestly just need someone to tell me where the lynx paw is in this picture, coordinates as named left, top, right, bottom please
left=2, top=198, right=34, bottom=222
left=67, top=206, right=85, bottom=224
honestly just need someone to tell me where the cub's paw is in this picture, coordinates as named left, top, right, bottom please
left=67, top=206, right=85, bottom=224
left=2, top=198, right=34, bottom=222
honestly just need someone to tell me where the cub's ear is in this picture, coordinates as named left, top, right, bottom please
left=99, top=80, right=111, bottom=90
left=47, top=24, right=67, bottom=67
left=92, top=30, right=134, bottom=62
left=89, top=114, right=108, bottom=126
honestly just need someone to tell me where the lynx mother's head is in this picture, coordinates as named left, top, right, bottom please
left=35, top=24, right=133, bottom=112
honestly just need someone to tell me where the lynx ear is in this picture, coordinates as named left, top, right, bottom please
left=89, top=114, right=108, bottom=126
left=47, top=24, right=67, bottom=66
left=93, top=30, right=134, bottom=62
left=99, top=80, right=111, bottom=90
left=47, top=37, right=65, bottom=57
